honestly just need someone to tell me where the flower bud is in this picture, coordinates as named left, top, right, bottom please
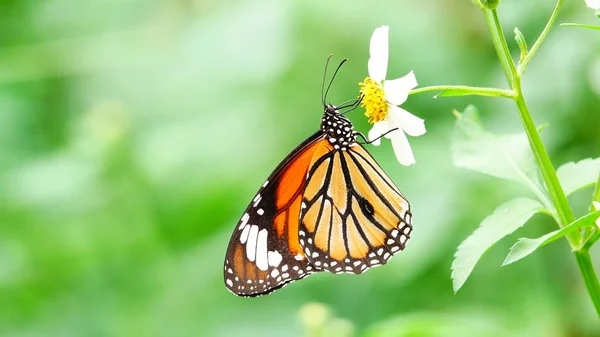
left=514, top=28, right=528, bottom=65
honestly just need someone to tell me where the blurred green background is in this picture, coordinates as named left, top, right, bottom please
left=1, top=0, right=599, bottom=336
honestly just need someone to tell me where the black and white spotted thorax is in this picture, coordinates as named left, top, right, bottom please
left=321, top=105, right=357, bottom=151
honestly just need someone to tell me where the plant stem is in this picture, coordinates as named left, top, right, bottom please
left=409, top=85, right=515, bottom=99
left=481, top=9, right=518, bottom=87
left=512, top=92, right=575, bottom=230
left=583, top=173, right=600, bottom=250
left=574, top=250, right=600, bottom=315
left=481, top=4, right=600, bottom=317
left=520, top=0, right=565, bottom=75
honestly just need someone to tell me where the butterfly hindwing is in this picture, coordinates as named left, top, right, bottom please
left=224, top=132, right=329, bottom=297
left=299, top=143, right=412, bottom=274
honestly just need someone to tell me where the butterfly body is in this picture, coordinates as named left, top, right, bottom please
left=224, top=104, right=412, bottom=297
left=321, top=105, right=356, bottom=151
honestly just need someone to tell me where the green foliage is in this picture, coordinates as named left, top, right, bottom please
left=451, top=106, right=547, bottom=203
left=451, top=197, right=545, bottom=292
left=556, top=158, right=600, bottom=196
left=514, top=28, right=528, bottom=66
left=503, top=210, right=600, bottom=266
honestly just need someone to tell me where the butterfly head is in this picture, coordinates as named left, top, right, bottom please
left=321, top=104, right=356, bottom=151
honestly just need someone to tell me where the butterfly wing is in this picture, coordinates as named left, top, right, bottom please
left=299, top=143, right=412, bottom=274
left=224, top=131, right=331, bottom=297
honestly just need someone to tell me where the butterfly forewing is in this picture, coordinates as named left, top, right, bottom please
left=299, top=143, right=412, bottom=274
left=224, top=132, right=329, bottom=296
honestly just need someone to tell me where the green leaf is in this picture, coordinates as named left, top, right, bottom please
left=560, top=23, right=600, bottom=30
left=556, top=157, right=600, bottom=196
left=436, top=89, right=478, bottom=98
left=451, top=106, right=545, bottom=198
left=503, top=210, right=600, bottom=266
left=514, top=27, right=528, bottom=66
left=451, top=197, right=545, bottom=292
left=434, top=88, right=509, bottom=98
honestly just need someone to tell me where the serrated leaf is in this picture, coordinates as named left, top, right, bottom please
left=451, top=197, right=545, bottom=292
left=556, top=157, right=600, bottom=196
left=451, top=106, right=545, bottom=197
left=503, top=210, right=600, bottom=266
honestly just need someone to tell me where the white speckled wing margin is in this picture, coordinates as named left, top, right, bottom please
left=298, top=144, right=412, bottom=275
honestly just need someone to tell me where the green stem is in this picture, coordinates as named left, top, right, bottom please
left=483, top=7, right=575, bottom=230
left=560, top=23, right=600, bottom=31
left=574, top=250, right=600, bottom=315
left=583, top=173, right=600, bottom=250
left=513, top=92, right=575, bottom=229
left=481, top=4, right=600, bottom=317
left=409, top=85, right=515, bottom=99
left=519, top=0, right=565, bottom=75
left=481, top=9, right=518, bottom=87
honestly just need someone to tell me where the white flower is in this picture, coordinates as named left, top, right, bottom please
left=359, top=26, right=426, bottom=166
left=586, top=0, right=600, bottom=10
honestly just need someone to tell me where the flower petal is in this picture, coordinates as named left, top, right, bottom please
left=368, top=121, right=387, bottom=146
left=383, top=71, right=418, bottom=106
left=389, top=129, right=416, bottom=166
left=586, top=0, right=600, bottom=10
left=368, top=26, right=389, bottom=82
left=389, top=105, right=426, bottom=137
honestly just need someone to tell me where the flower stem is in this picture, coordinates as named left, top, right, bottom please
left=574, top=250, right=600, bottom=315
left=481, top=4, right=600, bottom=317
left=481, top=9, right=518, bottom=87
left=519, top=0, right=565, bottom=75
left=409, top=85, right=515, bottom=99
left=583, top=173, right=600, bottom=250
left=512, top=92, right=575, bottom=230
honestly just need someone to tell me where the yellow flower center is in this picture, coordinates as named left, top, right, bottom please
left=359, top=77, right=388, bottom=124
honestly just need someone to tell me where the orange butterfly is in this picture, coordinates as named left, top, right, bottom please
left=224, top=58, right=412, bottom=297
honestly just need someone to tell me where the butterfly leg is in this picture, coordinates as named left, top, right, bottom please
left=354, top=128, right=399, bottom=145
left=339, top=95, right=364, bottom=114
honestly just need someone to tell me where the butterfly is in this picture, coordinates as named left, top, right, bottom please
left=223, top=57, right=412, bottom=297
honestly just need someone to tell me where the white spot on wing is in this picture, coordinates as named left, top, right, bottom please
left=239, top=213, right=249, bottom=230
left=245, top=225, right=259, bottom=261
left=268, top=250, right=283, bottom=267
left=240, top=225, right=251, bottom=244
left=226, top=279, right=233, bottom=287
left=257, top=208, right=264, bottom=215
left=256, top=229, right=269, bottom=271
left=253, top=195, right=262, bottom=207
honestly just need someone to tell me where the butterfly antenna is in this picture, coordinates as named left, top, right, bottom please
left=323, top=58, right=348, bottom=106
left=321, top=54, right=334, bottom=106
